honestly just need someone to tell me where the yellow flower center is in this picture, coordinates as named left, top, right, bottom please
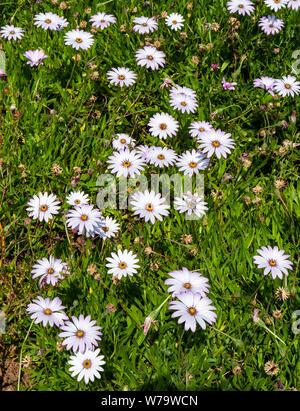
left=160, top=123, right=167, bottom=130
left=238, top=4, right=244, bottom=8
left=83, top=360, right=91, bottom=369
left=10, top=30, right=15, bottom=34
left=269, top=24, right=274, bottom=28
left=74, top=199, right=81, bottom=204
left=142, top=23, right=147, bottom=27
left=120, top=138, right=127, bottom=144
left=119, top=262, right=127, bottom=269
left=269, top=259, right=277, bottom=267
left=172, top=20, right=178, bottom=24
left=157, top=154, right=165, bottom=160
left=100, top=19, right=105, bottom=23
left=145, top=203, right=153, bottom=211
left=184, top=282, right=192, bottom=289
left=122, top=161, right=131, bottom=167
left=75, top=38, right=83, bottom=43
left=118, top=75, right=125, bottom=80
left=274, top=0, right=280, bottom=3
left=40, top=204, right=48, bottom=212
left=47, top=268, right=55, bottom=274
left=188, top=307, right=197, bottom=316
left=76, top=330, right=85, bottom=338
left=44, top=308, right=52, bottom=315
left=285, top=84, right=291, bottom=89
left=45, top=19, right=52, bottom=24
left=81, top=214, right=88, bottom=221
left=147, top=55, right=153, bottom=60
left=199, top=127, right=205, bottom=132
left=189, top=161, right=197, bottom=168
left=102, top=226, right=109, bottom=232
left=181, top=101, right=187, bottom=106
left=212, top=140, right=220, bottom=147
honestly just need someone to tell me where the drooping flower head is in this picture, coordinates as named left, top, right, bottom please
left=24, top=50, right=48, bottom=67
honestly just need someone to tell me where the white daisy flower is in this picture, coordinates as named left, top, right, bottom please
left=68, top=348, right=105, bottom=385
left=33, top=12, right=62, bottom=30
left=264, top=0, right=288, bottom=11
left=133, top=16, right=158, bottom=34
left=274, top=75, right=300, bottom=97
left=148, top=112, right=179, bottom=140
left=148, top=146, right=178, bottom=168
left=258, top=15, right=284, bottom=35
left=253, top=76, right=277, bottom=95
left=130, top=189, right=170, bottom=224
left=94, top=216, right=120, bottom=240
left=177, top=149, right=209, bottom=177
left=66, top=204, right=103, bottom=236
left=106, top=249, right=140, bottom=279
left=174, top=191, right=208, bottom=218
left=112, top=134, right=136, bottom=151
left=0, top=25, right=24, bottom=40
left=169, top=292, right=217, bottom=332
left=55, top=16, right=69, bottom=31
left=198, top=129, right=235, bottom=159
left=66, top=190, right=89, bottom=207
left=135, top=46, right=166, bottom=70
left=31, top=255, right=69, bottom=287
left=287, top=0, right=300, bottom=10
left=189, top=121, right=213, bottom=139
left=226, top=0, right=255, bottom=15
left=169, top=85, right=197, bottom=100
left=107, top=149, right=146, bottom=178
left=26, top=296, right=68, bottom=327
left=165, top=13, right=185, bottom=31
left=165, top=267, right=210, bottom=297
left=89, top=12, right=116, bottom=30
left=58, top=314, right=102, bottom=353
left=253, top=245, right=293, bottom=279
left=23, top=49, right=48, bottom=67
left=26, top=192, right=60, bottom=222
left=107, top=67, right=137, bottom=88
left=134, top=145, right=152, bottom=161
left=170, top=93, right=198, bottom=114
left=64, top=29, right=94, bottom=50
